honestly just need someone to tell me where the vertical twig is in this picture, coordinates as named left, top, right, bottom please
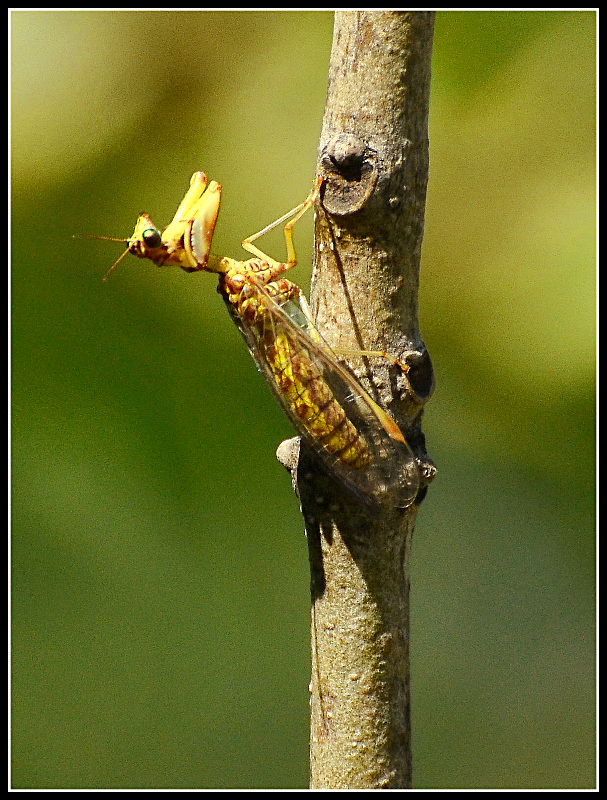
left=302, top=11, right=435, bottom=789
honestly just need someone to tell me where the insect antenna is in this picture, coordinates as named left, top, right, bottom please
left=73, top=233, right=129, bottom=243
left=73, top=234, right=131, bottom=281
left=101, top=245, right=131, bottom=281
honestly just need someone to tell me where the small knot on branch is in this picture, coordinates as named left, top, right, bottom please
left=320, top=133, right=378, bottom=216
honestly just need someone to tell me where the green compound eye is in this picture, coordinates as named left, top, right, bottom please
left=142, top=228, right=162, bottom=249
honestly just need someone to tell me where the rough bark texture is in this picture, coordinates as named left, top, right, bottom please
left=301, top=11, right=435, bottom=789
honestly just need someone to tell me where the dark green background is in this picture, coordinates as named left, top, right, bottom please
left=11, top=10, right=595, bottom=789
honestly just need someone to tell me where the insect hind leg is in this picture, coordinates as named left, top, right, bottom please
left=332, top=348, right=410, bottom=376
left=240, top=176, right=323, bottom=268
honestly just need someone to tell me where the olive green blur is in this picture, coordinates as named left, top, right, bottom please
left=11, top=10, right=595, bottom=789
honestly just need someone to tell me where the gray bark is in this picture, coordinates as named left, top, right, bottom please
left=303, top=11, right=435, bottom=789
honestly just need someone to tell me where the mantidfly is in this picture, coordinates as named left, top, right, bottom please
left=94, top=172, right=420, bottom=508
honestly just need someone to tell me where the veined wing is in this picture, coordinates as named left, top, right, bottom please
left=224, top=270, right=420, bottom=509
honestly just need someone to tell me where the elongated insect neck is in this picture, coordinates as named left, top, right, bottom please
left=204, top=254, right=230, bottom=274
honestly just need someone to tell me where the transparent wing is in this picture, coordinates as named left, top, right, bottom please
left=224, top=272, right=419, bottom=509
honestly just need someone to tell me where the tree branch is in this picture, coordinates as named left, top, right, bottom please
left=301, top=11, right=435, bottom=789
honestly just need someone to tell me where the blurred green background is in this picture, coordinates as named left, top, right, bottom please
left=11, top=10, right=595, bottom=789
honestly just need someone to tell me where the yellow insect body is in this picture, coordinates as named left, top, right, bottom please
left=105, top=172, right=419, bottom=508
